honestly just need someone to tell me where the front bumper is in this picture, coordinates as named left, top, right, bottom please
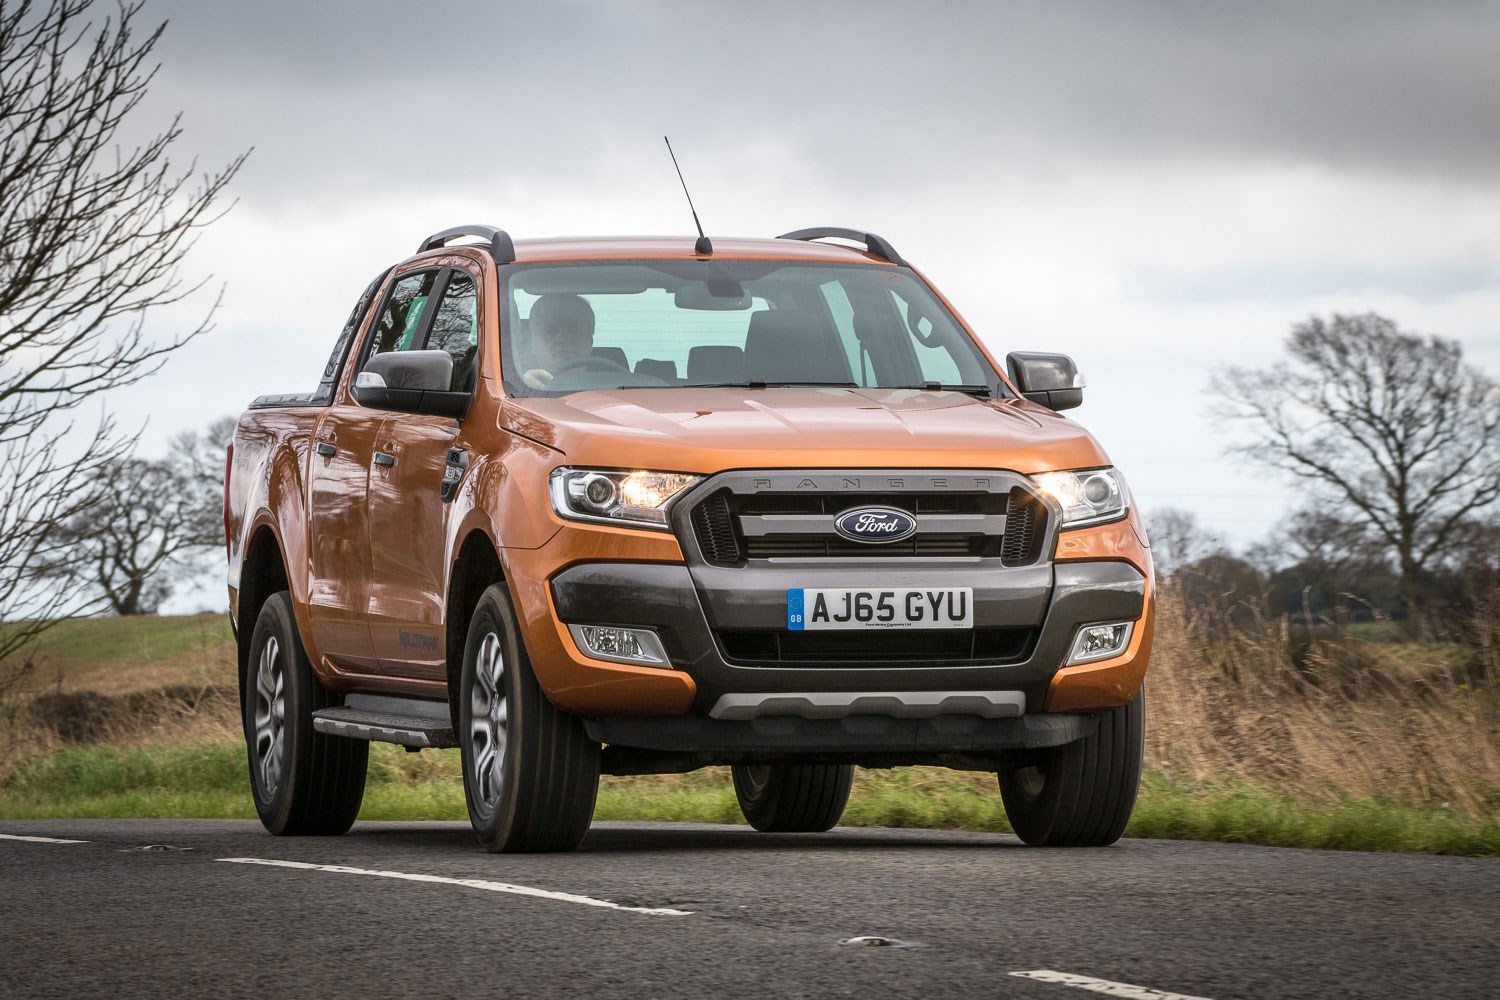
left=550, top=559, right=1147, bottom=716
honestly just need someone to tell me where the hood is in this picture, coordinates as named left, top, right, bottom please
left=498, top=387, right=1110, bottom=474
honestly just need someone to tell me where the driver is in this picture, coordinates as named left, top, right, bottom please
left=522, top=293, right=595, bottom=389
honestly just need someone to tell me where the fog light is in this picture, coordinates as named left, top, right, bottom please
left=569, top=625, right=670, bottom=666
left=1065, top=622, right=1134, bottom=665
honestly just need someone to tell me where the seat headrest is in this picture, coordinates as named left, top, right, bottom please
left=744, top=311, right=852, bottom=384
left=592, top=345, right=628, bottom=369
left=635, top=358, right=678, bottom=381
left=687, top=345, right=745, bottom=383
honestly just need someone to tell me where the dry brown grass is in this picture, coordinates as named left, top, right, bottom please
left=0, top=613, right=238, bottom=772
left=4, top=587, right=1498, bottom=821
left=1147, top=575, right=1500, bottom=814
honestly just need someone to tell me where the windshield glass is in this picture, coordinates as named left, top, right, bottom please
left=499, top=260, right=1007, bottom=397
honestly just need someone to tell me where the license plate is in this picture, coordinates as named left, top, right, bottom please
left=787, top=588, right=973, bottom=631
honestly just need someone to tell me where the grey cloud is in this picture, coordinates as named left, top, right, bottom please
left=1131, top=259, right=1499, bottom=304
left=139, top=0, right=1500, bottom=206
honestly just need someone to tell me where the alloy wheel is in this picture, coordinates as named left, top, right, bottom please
left=469, top=631, right=508, bottom=809
left=253, top=635, right=286, bottom=796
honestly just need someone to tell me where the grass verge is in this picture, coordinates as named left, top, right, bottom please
left=2, top=739, right=1494, bottom=856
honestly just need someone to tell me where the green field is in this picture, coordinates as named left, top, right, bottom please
left=7, top=612, right=236, bottom=693
left=3, top=610, right=1497, bottom=856
left=2, top=740, right=1494, bottom=855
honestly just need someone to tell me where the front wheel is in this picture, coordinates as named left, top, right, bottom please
left=997, top=688, right=1144, bottom=847
left=732, top=763, right=854, bottom=832
left=460, top=583, right=600, bottom=852
left=243, top=592, right=368, bottom=835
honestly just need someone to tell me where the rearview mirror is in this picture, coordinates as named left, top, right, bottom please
left=1006, top=352, right=1086, bottom=411
left=674, top=283, right=751, bottom=311
left=351, top=350, right=470, bottom=418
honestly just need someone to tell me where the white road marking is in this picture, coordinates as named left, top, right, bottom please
left=1010, top=970, right=1213, bottom=1000
left=0, top=833, right=88, bottom=845
left=215, top=857, right=692, bottom=916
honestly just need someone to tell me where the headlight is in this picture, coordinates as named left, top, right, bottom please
left=549, top=468, right=701, bottom=529
left=1031, top=467, right=1128, bottom=527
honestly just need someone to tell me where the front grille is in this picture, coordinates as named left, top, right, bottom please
left=1000, top=488, right=1043, bottom=565
left=716, top=627, right=1036, bottom=666
left=687, top=482, right=1046, bottom=566
left=690, top=490, right=740, bottom=563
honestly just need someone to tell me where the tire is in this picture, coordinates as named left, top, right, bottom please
left=732, top=763, right=854, bottom=832
left=243, top=592, right=368, bottom=835
left=460, top=583, right=600, bottom=852
left=998, top=688, right=1145, bottom=847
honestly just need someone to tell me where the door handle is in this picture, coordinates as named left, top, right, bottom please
left=316, top=441, right=337, bottom=458
left=373, top=452, right=395, bottom=468
left=440, top=447, right=469, bottom=503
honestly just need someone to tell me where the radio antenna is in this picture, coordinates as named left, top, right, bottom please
left=664, top=136, right=712, bottom=256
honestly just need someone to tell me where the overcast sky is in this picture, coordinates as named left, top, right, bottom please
left=92, top=0, right=1500, bottom=609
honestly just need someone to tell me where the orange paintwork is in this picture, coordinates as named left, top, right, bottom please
left=1043, top=591, right=1155, bottom=712
left=226, top=234, right=1153, bottom=718
left=497, top=389, right=1111, bottom=475
left=472, top=235, right=893, bottom=266
left=1054, top=518, right=1153, bottom=577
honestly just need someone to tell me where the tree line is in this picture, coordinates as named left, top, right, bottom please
left=3, top=1, right=1497, bottom=642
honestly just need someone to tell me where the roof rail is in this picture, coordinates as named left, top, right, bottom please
left=417, top=225, right=516, bottom=265
left=776, top=227, right=905, bottom=266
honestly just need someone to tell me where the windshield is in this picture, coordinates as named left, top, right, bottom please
left=499, top=260, right=1008, bottom=397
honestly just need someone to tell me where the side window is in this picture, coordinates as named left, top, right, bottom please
left=423, top=271, right=479, bottom=391
left=367, top=271, right=440, bottom=362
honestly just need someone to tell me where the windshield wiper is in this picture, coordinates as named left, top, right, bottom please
left=890, top=382, right=992, bottom=397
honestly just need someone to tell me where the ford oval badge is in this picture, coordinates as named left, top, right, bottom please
left=833, top=506, right=917, bottom=544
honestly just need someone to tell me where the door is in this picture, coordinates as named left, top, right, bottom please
left=305, top=269, right=441, bottom=672
left=367, top=414, right=461, bottom=678
left=306, top=405, right=384, bottom=671
left=362, top=268, right=480, bottom=677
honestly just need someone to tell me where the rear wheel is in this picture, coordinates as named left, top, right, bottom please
left=998, top=688, right=1144, bottom=846
left=243, top=592, right=368, bottom=835
left=460, top=583, right=600, bottom=852
left=732, top=763, right=854, bottom=832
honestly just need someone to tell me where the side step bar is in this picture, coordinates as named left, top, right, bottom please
left=312, top=694, right=456, bottom=749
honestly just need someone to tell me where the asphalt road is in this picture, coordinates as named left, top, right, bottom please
left=0, top=819, right=1495, bottom=1000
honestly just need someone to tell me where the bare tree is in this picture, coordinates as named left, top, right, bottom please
left=1145, top=506, right=1227, bottom=577
left=1214, top=313, right=1500, bottom=627
left=172, top=414, right=237, bottom=488
left=169, top=413, right=236, bottom=546
left=43, top=457, right=209, bottom=615
left=0, top=1, right=244, bottom=673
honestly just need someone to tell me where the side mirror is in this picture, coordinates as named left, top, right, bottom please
left=351, top=350, right=470, bottom=418
left=1005, top=352, right=1086, bottom=411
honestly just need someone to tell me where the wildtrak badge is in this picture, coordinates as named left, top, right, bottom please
left=833, top=506, right=918, bottom=544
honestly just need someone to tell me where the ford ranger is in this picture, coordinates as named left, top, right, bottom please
left=224, top=225, right=1154, bottom=852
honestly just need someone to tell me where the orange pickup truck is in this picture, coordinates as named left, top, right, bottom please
left=224, top=225, right=1154, bottom=853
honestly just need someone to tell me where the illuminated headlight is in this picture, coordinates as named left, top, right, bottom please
left=569, top=625, right=670, bottom=666
left=549, top=468, right=701, bottom=528
left=1065, top=622, right=1134, bottom=665
left=1031, top=467, right=1128, bottom=527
